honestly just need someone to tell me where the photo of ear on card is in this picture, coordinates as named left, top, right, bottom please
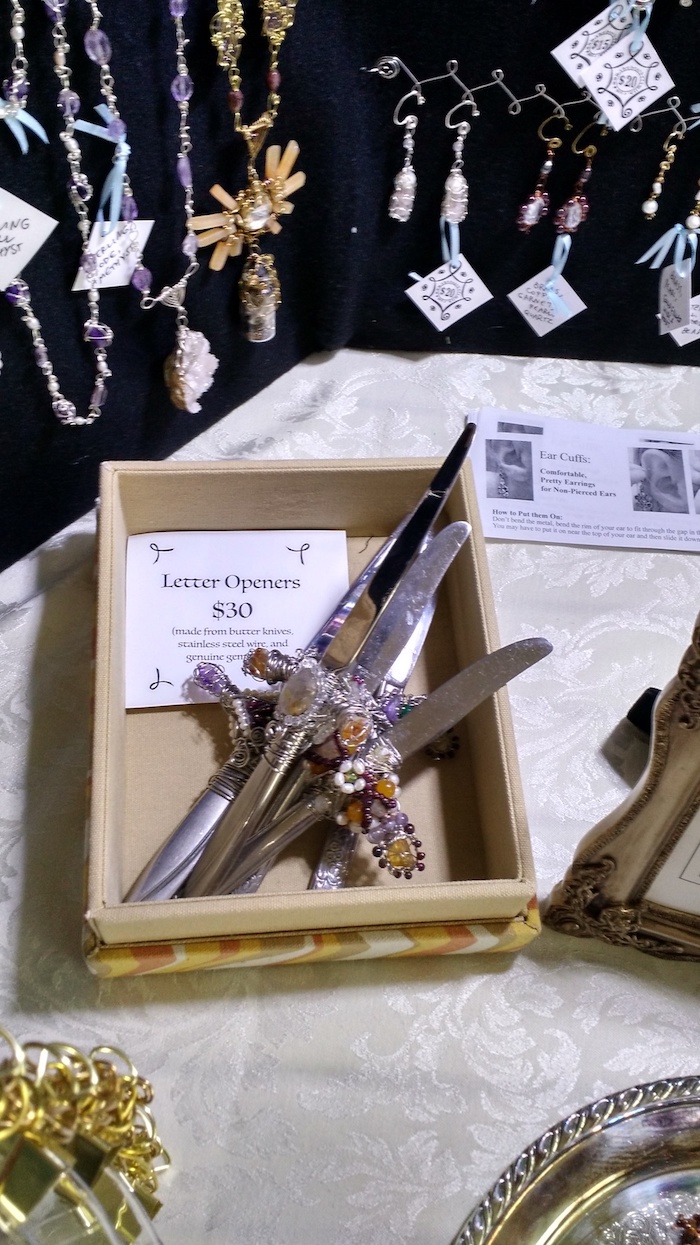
left=485, top=439, right=534, bottom=501
left=628, top=446, right=690, bottom=514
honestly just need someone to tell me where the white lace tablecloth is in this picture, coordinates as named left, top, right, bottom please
left=2, top=349, right=699, bottom=1245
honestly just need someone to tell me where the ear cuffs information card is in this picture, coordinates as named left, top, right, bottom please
left=472, top=409, right=700, bottom=552
left=125, top=529, right=349, bottom=708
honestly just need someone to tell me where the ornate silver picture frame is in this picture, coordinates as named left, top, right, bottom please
left=546, top=614, right=700, bottom=960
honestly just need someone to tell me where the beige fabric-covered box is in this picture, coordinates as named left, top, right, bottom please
left=84, top=458, right=539, bottom=975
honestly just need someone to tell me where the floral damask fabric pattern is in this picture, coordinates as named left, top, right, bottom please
left=2, top=349, right=700, bottom=1245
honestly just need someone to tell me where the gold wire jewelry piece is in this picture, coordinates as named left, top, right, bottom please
left=194, top=0, right=304, bottom=342
left=642, top=125, right=685, bottom=218
left=0, top=1031, right=168, bottom=1238
left=517, top=112, right=573, bottom=233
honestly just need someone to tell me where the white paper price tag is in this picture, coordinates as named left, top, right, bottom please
left=0, top=187, right=57, bottom=290
left=405, top=255, right=492, bottom=331
left=551, top=7, right=630, bottom=86
left=125, top=528, right=350, bottom=708
left=508, top=267, right=586, bottom=337
left=72, top=219, right=155, bottom=290
left=658, top=260, right=691, bottom=335
left=580, top=33, right=674, bottom=131
left=670, top=293, right=700, bottom=347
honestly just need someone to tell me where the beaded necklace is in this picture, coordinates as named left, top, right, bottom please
left=3, top=1, right=131, bottom=425
left=191, top=0, right=305, bottom=342
left=138, top=0, right=219, bottom=414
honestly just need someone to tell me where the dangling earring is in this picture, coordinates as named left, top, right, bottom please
left=441, top=109, right=470, bottom=226
left=554, top=121, right=608, bottom=234
left=517, top=114, right=572, bottom=233
left=388, top=88, right=422, bottom=221
left=642, top=125, right=685, bottom=219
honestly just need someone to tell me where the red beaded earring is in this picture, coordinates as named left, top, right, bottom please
left=517, top=113, right=572, bottom=233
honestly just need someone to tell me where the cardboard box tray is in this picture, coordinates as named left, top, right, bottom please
left=85, top=458, right=539, bottom=974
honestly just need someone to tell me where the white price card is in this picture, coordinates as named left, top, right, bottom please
left=508, top=266, right=586, bottom=337
left=125, top=529, right=349, bottom=708
left=670, top=293, right=700, bottom=347
left=0, top=187, right=57, bottom=290
left=551, top=6, right=631, bottom=85
left=658, top=260, right=692, bottom=335
left=405, top=254, right=492, bottom=331
left=72, top=219, right=155, bottom=290
left=471, top=407, right=700, bottom=552
left=579, top=32, right=674, bottom=131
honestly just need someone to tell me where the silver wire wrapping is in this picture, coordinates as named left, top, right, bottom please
left=440, top=121, right=469, bottom=225
left=389, top=116, right=418, bottom=221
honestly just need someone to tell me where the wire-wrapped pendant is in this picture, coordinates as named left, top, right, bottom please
left=389, top=165, right=417, bottom=222
left=440, top=168, right=469, bottom=225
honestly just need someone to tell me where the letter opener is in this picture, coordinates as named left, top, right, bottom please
left=183, top=520, right=472, bottom=897
left=199, top=637, right=553, bottom=895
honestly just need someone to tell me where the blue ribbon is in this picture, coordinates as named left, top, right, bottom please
left=2, top=108, right=48, bottom=155
left=75, top=104, right=130, bottom=234
left=629, top=5, right=651, bottom=55
left=637, top=223, right=698, bottom=276
left=439, top=216, right=461, bottom=271
left=544, top=234, right=572, bottom=315
left=607, top=2, right=651, bottom=56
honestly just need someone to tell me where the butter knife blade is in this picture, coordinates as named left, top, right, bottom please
left=218, top=636, right=553, bottom=894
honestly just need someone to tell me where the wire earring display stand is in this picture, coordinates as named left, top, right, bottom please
left=364, top=55, right=581, bottom=125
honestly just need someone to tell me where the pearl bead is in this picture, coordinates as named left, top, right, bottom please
left=652, top=182, right=662, bottom=195
left=641, top=199, right=658, bottom=216
left=686, top=214, right=700, bottom=230
left=11, top=25, right=24, bottom=41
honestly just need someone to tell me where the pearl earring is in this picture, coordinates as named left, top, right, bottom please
left=642, top=125, right=685, bottom=220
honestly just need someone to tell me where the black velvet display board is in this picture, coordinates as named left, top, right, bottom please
left=1, top=0, right=699, bottom=571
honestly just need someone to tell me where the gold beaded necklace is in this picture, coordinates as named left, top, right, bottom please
left=191, top=0, right=305, bottom=342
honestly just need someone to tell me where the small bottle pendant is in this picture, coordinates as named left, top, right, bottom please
left=239, top=252, right=280, bottom=342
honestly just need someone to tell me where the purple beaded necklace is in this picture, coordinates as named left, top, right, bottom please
left=3, top=0, right=134, bottom=425
left=137, top=0, right=219, bottom=415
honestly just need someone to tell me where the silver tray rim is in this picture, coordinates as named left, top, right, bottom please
left=451, top=1075, right=700, bottom=1245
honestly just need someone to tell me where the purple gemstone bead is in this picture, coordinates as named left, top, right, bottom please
left=193, top=663, right=229, bottom=696
left=69, top=176, right=91, bottom=201
left=181, top=232, right=198, bottom=257
left=131, top=266, right=152, bottom=292
left=107, top=116, right=126, bottom=140
left=44, top=0, right=67, bottom=17
left=4, top=78, right=29, bottom=102
left=80, top=252, right=98, bottom=278
left=90, top=385, right=107, bottom=408
left=85, top=323, right=114, bottom=347
left=171, top=73, right=193, bottom=103
left=120, top=197, right=138, bottom=222
left=176, top=155, right=192, bottom=188
left=58, top=87, right=80, bottom=117
left=169, top=0, right=187, bottom=15
left=34, top=345, right=48, bottom=365
left=4, top=280, right=28, bottom=305
left=84, top=27, right=112, bottom=64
